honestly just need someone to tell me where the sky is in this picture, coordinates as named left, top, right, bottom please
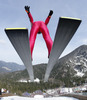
left=0, top=0, right=87, bottom=65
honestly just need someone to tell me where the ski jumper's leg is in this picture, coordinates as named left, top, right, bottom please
left=40, top=22, right=53, bottom=57
left=29, top=22, right=39, bottom=58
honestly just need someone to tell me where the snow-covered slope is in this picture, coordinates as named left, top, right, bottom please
left=1, top=96, right=79, bottom=100
left=57, top=45, right=87, bottom=77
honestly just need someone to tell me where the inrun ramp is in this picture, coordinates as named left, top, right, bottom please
left=44, top=17, right=82, bottom=82
left=5, top=28, right=34, bottom=82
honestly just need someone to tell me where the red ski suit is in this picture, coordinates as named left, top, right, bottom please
left=28, top=13, right=53, bottom=58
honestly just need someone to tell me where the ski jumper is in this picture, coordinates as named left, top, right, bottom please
left=28, top=12, right=53, bottom=58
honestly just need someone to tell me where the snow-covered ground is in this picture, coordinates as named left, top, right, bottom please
left=74, top=68, right=84, bottom=77
left=0, top=96, right=79, bottom=100
left=18, top=78, right=40, bottom=83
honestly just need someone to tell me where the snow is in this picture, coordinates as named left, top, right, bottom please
left=0, top=96, right=79, bottom=100
left=34, top=95, right=44, bottom=98
left=2, top=67, right=11, bottom=71
left=29, top=78, right=40, bottom=83
left=18, top=78, right=40, bottom=83
left=34, top=78, right=40, bottom=83
left=74, top=69, right=84, bottom=77
left=18, top=79, right=28, bottom=83
left=60, top=88, right=73, bottom=93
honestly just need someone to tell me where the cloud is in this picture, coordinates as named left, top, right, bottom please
left=82, top=39, right=87, bottom=44
left=0, top=39, right=6, bottom=44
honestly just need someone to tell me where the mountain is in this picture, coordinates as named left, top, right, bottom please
left=0, top=61, right=25, bottom=73
left=55, top=45, right=87, bottom=77
left=48, top=45, right=87, bottom=85
left=0, top=45, right=87, bottom=86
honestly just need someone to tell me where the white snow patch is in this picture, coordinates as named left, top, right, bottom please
left=18, top=79, right=27, bottom=83
left=69, top=60, right=72, bottom=63
left=2, top=67, right=11, bottom=71
left=34, top=95, right=44, bottom=98
left=29, top=78, right=40, bottom=83
left=34, top=78, right=40, bottom=83
left=18, top=78, right=40, bottom=83
left=1, top=96, right=79, bottom=100
left=75, top=63, right=81, bottom=65
left=74, top=69, right=84, bottom=77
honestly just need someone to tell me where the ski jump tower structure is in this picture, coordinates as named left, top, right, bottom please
left=5, top=28, right=34, bottom=82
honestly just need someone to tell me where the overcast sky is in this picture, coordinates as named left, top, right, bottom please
left=0, top=0, right=87, bottom=65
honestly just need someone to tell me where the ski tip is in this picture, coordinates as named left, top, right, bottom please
left=60, top=16, right=81, bottom=21
left=5, top=28, right=28, bottom=31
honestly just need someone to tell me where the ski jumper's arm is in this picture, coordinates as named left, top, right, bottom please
left=45, top=16, right=51, bottom=25
left=45, top=10, right=53, bottom=25
left=25, top=6, right=34, bottom=25
left=28, top=13, right=34, bottom=25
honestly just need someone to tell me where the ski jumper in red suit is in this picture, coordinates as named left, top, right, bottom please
left=28, top=12, right=53, bottom=58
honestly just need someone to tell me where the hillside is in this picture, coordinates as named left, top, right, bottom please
left=55, top=45, right=87, bottom=77
left=0, top=61, right=25, bottom=73
left=0, top=45, right=87, bottom=87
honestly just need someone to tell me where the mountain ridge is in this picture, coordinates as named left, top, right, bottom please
left=0, top=60, right=25, bottom=73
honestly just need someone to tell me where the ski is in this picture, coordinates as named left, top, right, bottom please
left=44, top=17, right=82, bottom=82
left=5, top=28, right=34, bottom=82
